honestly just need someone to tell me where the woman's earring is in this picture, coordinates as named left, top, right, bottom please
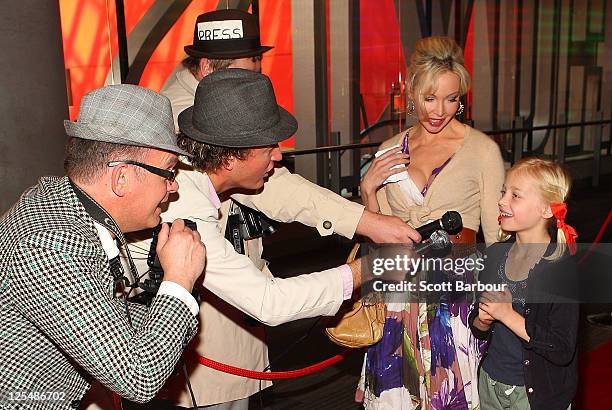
left=456, top=101, right=464, bottom=116
left=407, top=99, right=416, bottom=116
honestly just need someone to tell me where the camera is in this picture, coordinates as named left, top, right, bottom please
left=225, top=201, right=277, bottom=254
left=131, top=219, right=198, bottom=306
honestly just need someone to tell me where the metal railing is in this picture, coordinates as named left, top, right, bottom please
left=283, top=117, right=612, bottom=192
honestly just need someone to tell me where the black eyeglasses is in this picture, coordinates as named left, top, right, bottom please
left=107, top=160, right=176, bottom=182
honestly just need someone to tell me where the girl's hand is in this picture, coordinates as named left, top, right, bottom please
left=478, top=303, right=495, bottom=325
left=479, top=288, right=514, bottom=323
left=471, top=303, right=495, bottom=331
left=360, top=149, right=410, bottom=198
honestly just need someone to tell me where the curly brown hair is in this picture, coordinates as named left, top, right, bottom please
left=177, top=133, right=249, bottom=172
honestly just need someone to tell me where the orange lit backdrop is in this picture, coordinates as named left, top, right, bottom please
left=58, top=1, right=467, bottom=149
left=59, top=0, right=295, bottom=146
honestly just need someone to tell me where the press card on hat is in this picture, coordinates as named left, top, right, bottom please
left=184, top=9, right=273, bottom=59
left=197, top=20, right=243, bottom=41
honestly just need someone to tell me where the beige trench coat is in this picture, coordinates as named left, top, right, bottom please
left=146, top=66, right=363, bottom=406
left=125, top=165, right=364, bottom=407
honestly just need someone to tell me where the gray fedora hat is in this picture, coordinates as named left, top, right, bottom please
left=178, top=68, right=297, bottom=148
left=64, top=84, right=189, bottom=156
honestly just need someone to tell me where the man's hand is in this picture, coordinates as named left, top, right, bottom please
left=348, top=244, right=418, bottom=291
left=156, top=219, right=206, bottom=292
left=356, top=210, right=421, bottom=244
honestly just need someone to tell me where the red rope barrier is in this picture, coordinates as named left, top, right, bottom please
left=592, top=208, right=612, bottom=244
left=113, top=392, right=122, bottom=410
left=110, top=208, right=612, bottom=409
left=110, top=349, right=353, bottom=409
left=191, top=349, right=353, bottom=380
left=578, top=208, right=612, bottom=266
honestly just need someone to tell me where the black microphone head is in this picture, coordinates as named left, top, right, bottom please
left=441, top=211, right=462, bottom=233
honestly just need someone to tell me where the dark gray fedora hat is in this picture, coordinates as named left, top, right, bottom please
left=178, top=69, right=297, bottom=148
left=65, top=84, right=189, bottom=156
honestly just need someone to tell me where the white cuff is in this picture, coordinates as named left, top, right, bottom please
left=158, top=281, right=199, bottom=316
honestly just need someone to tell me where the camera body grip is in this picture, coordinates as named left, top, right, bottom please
left=140, top=219, right=198, bottom=296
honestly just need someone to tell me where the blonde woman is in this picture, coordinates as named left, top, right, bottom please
left=356, top=36, right=505, bottom=409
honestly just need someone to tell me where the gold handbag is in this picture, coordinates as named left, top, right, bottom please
left=325, top=243, right=386, bottom=348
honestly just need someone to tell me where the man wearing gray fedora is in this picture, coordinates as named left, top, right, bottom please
left=130, top=69, right=420, bottom=409
left=148, top=9, right=421, bottom=410
left=0, top=84, right=206, bottom=408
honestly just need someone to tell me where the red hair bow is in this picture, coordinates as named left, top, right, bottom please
left=550, top=202, right=578, bottom=255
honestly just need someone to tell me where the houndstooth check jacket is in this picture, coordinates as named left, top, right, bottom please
left=0, top=176, right=198, bottom=409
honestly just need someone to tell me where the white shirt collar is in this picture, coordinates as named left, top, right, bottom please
left=93, top=222, right=120, bottom=260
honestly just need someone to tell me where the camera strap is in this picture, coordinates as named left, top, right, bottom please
left=68, top=179, right=138, bottom=286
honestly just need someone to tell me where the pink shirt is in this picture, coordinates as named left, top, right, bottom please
left=207, top=178, right=353, bottom=300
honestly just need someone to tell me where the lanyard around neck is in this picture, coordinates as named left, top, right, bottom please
left=68, top=179, right=139, bottom=285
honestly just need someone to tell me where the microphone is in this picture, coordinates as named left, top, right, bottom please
left=414, top=230, right=450, bottom=254
left=416, top=211, right=462, bottom=239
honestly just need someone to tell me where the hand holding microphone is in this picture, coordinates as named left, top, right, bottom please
left=416, top=211, right=462, bottom=240
left=412, top=211, right=462, bottom=256
left=356, top=210, right=461, bottom=245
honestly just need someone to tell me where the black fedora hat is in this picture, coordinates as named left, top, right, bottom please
left=178, top=69, right=297, bottom=148
left=184, top=9, right=273, bottom=59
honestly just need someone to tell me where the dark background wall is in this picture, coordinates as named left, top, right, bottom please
left=0, top=0, right=68, bottom=213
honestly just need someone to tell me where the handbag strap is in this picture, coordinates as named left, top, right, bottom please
left=346, top=242, right=361, bottom=264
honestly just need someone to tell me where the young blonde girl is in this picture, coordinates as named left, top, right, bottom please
left=469, top=157, right=579, bottom=410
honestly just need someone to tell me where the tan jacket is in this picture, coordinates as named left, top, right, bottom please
left=376, top=127, right=505, bottom=244
left=162, top=66, right=199, bottom=132
left=155, top=168, right=362, bottom=406
left=129, top=166, right=364, bottom=406
left=145, top=67, right=364, bottom=406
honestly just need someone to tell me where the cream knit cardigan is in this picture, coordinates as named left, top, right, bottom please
left=375, top=125, right=505, bottom=245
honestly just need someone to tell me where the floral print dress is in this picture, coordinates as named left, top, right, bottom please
left=356, top=294, right=486, bottom=409
left=356, top=134, right=487, bottom=409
